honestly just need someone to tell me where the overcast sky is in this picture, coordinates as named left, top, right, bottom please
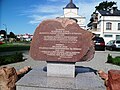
left=0, top=0, right=120, bottom=34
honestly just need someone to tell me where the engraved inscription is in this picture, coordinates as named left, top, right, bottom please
left=39, top=29, right=81, bottom=43
left=39, top=44, right=81, bottom=59
left=39, top=29, right=82, bottom=59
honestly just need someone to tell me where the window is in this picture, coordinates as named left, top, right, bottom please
left=116, top=40, right=120, bottom=43
left=116, top=35, right=120, bottom=40
left=106, top=22, right=112, bottom=30
left=104, top=34, right=113, bottom=37
left=118, top=23, right=120, bottom=30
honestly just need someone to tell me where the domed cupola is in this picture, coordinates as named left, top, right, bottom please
left=65, top=0, right=79, bottom=9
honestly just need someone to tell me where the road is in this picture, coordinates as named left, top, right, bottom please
left=1, top=50, right=120, bottom=73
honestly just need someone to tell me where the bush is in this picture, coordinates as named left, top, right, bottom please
left=0, top=52, right=24, bottom=65
left=107, top=54, right=120, bottom=66
left=107, top=54, right=113, bottom=63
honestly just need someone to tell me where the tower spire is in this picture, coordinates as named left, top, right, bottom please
left=64, top=0, right=78, bottom=9
left=70, top=0, right=73, bottom=3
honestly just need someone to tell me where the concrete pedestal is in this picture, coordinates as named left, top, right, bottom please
left=47, top=62, right=75, bottom=77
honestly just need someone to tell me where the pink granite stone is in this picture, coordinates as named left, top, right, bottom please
left=0, top=66, right=18, bottom=90
left=30, top=18, right=95, bottom=62
left=107, top=70, right=120, bottom=90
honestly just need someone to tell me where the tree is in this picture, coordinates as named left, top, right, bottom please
left=9, top=32, right=16, bottom=38
left=87, top=1, right=116, bottom=28
left=95, top=1, right=116, bottom=11
left=0, top=30, right=6, bottom=38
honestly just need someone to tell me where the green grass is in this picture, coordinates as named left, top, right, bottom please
left=107, top=54, right=120, bottom=66
left=0, top=43, right=30, bottom=52
left=0, top=52, right=24, bottom=65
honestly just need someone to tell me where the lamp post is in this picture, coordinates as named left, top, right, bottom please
left=3, top=24, right=7, bottom=44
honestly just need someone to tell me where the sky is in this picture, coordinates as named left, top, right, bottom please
left=0, top=0, right=120, bottom=35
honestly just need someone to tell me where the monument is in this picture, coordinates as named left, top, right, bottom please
left=16, top=18, right=105, bottom=90
left=30, top=18, right=95, bottom=77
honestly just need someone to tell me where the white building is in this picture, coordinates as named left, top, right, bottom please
left=89, top=5, right=120, bottom=44
left=17, top=34, right=33, bottom=41
left=60, top=0, right=86, bottom=29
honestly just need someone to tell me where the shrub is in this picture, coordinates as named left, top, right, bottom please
left=107, top=54, right=120, bottom=66
left=107, top=54, right=113, bottom=63
left=0, top=52, right=24, bottom=65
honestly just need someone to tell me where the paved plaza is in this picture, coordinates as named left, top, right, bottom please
left=2, top=50, right=120, bottom=73
left=76, top=51, right=120, bottom=73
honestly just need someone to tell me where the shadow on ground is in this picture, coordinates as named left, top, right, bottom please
left=75, top=66, right=97, bottom=76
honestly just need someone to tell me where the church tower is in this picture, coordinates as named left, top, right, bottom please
left=60, top=0, right=86, bottom=29
left=63, top=0, right=79, bottom=17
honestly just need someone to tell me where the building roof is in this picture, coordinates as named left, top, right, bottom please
left=64, top=0, right=79, bottom=9
left=98, top=9, right=120, bottom=16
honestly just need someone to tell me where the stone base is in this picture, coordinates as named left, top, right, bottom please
left=47, top=62, right=75, bottom=77
left=16, top=66, right=105, bottom=90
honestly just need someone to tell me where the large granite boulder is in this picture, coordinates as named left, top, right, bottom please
left=30, top=18, right=94, bottom=62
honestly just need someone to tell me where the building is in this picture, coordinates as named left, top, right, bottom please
left=88, top=5, right=120, bottom=44
left=17, top=34, right=33, bottom=41
left=60, top=0, right=86, bottom=29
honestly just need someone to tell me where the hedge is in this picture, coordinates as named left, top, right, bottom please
left=0, top=52, right=24, bottom=65
left=0, top=44, right=30, bottom=52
